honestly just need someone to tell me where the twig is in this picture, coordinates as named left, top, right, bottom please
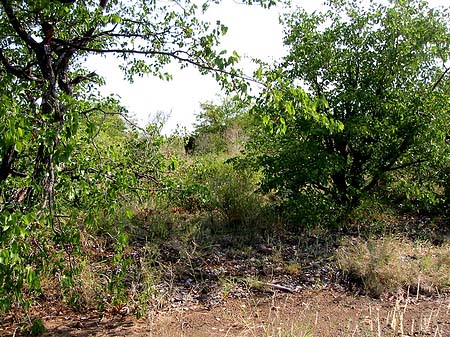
left=430, top=66, right=449, bottom=92
left=261, top=282, right=295, bottom=293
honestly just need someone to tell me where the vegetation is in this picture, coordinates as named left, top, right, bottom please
left=0, top=0, right=450, bottom=335
left=337, top=237, right=450, bottom=297
left=0, top=0, right=260, bottom=315
left=249, top=0, right=450, bottom=226
left=193, top=97, right=250, bottom=155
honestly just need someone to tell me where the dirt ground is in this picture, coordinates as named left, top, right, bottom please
left=142, top=290, right=450, bottom=337
left=1, top=216, right=449, bottom=337
left=2, top=289, right=448, bottom=337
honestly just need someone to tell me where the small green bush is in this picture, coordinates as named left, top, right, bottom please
left=208, top=162, right=265, bottom=232
left=169, top=156, right=270, bottom=234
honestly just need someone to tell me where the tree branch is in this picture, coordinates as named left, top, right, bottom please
left=105, top=27, right=175, bottom=40
left=387, top=159, right=428, bottom=172
left=0, top=50, right=43, bottom=82
left=0, top=0, right=39, bottom=49
left=260, top=282, right=295, bottom=293
left=63, top=44, right=219, bottom=69
left=57, top=44, right=260, bottom=85
left=0, top=145, right=16, bottom=182
left=54, top=25, right=99, bottom=94
left=430, top=66, right=449, bottom=92
left=69, top=72, right=98, bottom=86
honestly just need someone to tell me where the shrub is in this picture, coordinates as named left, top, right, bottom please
left=336, top=237, right=450, bottom=297
left=207, top=161, right=266, bottom=232
left=249, top=0, right=450, bottom=228
left=168, top=156, right=270, bottom=233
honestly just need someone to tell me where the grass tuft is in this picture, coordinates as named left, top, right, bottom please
left=336, top=236, right=450, bottom=297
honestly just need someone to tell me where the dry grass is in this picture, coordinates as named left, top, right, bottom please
left=143, top=290, right=450, bottom=337
left=336, top=236, right=450, bottom=297
left=348, top=296, right=450, bottom=337
left=220, top=295, right=314, bottom=337
left=234, top=293, right=450, bottom=337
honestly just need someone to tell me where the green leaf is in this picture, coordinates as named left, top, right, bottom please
left=14, top=142, right=23, bottom=153
left=255, top=67, right=263, bottom=81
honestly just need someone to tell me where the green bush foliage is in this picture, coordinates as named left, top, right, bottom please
left=193, top=97, right=250, bottom=155
left=168, top=157, right=268, bottom=233
left=249, top=0, right=450, bottom=227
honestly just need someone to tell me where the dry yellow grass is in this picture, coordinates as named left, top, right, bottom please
left=336, top=236, right=450, bottom=297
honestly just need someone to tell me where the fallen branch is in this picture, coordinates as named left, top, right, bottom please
left=261, top=282, right=295, bottom=293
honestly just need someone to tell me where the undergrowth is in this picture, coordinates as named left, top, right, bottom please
left=336, top=236, right=450, bottom=297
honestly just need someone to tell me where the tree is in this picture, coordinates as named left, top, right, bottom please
left=0, top=0, right=267, bottom=311
left=193, top=97, right=248, bottom=154
left=251, top=0, right=450, bottom=225
left=0, top=0, right=240, bottom=208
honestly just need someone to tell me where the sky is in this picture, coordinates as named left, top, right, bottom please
left=87, top=0, right=447, bottom=134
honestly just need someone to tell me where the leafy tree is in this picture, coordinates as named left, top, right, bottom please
left=193, top=97, right=248, bottom=154
left=195, top=98, right=244, bottom=134
left=0, top=0, right=268, bottom=311
left=251, top=0, right=450, bottom=225
left=0, top=0, right=238, bottom=207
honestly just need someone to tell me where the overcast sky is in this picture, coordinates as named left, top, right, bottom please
left=88, top=0, right=448, bottom=134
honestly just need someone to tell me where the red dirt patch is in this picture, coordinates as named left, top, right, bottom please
left=2, top=289, right=448, bottom=337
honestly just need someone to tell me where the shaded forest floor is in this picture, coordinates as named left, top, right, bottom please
left=1, top=214, right=449, bottom=336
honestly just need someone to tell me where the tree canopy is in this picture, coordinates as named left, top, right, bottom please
left=250, top=0, right=450, bottom=224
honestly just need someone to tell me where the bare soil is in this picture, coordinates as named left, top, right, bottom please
left=1, top=215, right=449, bottom=336
left=1, top=289, right=448, bottom=337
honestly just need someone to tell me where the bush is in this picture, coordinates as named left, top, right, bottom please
left=208, top=162, right=266, bottom=232
left=336, top=237, right=450, bottom=297
left=168, top=157, right=270, bottom=234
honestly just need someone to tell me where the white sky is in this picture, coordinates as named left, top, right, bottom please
left=88, top=0, right=447, bottom=134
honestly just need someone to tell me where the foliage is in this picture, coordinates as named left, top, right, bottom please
left=193, top=97, right=250, bottom=155
left=0, top=0, right=256, bottom=312
left=167, top=156, right=268, bottom=233
left=26, top=318, right=46, bottom=337
left=249, top=0, right=450, bottom=226
left=206, top=161, right=266, bottom=232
